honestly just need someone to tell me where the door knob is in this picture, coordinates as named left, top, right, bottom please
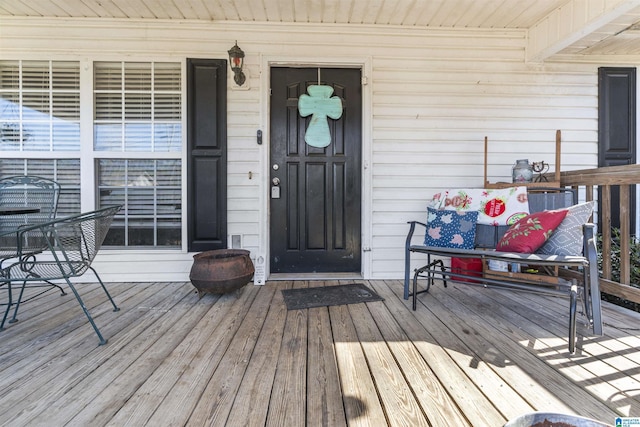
left=272, top=177, right=280, bottom=186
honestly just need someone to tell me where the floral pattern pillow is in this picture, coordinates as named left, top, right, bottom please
left=496, top=209, right=568, bottom=253
left=424, top=208, right=478, bottom=249
left=428, top=187, right=529, bottom=226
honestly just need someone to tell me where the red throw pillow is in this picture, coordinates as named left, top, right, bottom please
left=496, top=209, right=568, bottom=253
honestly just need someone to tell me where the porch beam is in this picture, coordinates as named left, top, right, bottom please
left=526, top=0, right=640, bottom=62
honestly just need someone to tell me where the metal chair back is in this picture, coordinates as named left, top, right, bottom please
left=0, top=176, right=61, bottom=262
left=43, top=205, right=120, bottom=277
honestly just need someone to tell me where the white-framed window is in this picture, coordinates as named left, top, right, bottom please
left=94, top=61, right=181, bottom=152
left=98, top=159, right=181, bottom=247
left=0, top=60, right=82, bottom=217
left=0, top=60, right=81, bottom=152
left=0, top=59, right=183, bottom=249
left=0, top=158, right=81, bottom=217
left=93, top=61, right=182, bottom=248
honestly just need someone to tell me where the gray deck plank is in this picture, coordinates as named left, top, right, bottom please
left=306, top=282, right=348, bottom=427
left=423, top=281, right=619, bottom=421
left=0, top=279, right=636, bottom=426
left=225, top=281, right=292, bottom=427
left=25, top=283, right=205, bottom=426
left=188, top=282, right=276, bottom=426
left=0, top=282, right=191, bottom=425
left=265, top=280, right=309, bottom=427
left=375, top=279, right=517, bottom=426
left=144, top=284, right=261, bottom=427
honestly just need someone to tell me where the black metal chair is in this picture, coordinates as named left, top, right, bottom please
left=0, top=176, right=61, bottom=266
left=0, top=205, right=122, bottom=345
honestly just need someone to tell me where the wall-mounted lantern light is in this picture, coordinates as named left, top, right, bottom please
left=228, top=41, right=246, bottom=86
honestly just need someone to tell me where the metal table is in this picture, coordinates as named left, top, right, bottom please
left=0, top=207, right=41, bottom=216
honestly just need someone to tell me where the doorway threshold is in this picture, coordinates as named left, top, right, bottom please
left=268, top=273, right=363, bottom=281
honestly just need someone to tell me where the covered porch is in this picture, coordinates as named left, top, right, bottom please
left=1, top=278, right=637, bottom=426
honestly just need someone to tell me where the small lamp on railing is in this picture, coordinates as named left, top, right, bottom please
left=228, top=41, right=246, bottom=86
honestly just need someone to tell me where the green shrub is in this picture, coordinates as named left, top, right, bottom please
left=598, top=228, right=640, bottom=286
left=597, top=228, right=640, bottom=311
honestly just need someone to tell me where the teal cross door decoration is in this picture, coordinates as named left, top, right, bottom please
left=298, top=85, right=343, bottom=148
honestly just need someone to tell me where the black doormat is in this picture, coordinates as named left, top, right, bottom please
left=282, top=283, right=384, bottom=310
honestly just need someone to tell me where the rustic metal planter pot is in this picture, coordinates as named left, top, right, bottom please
left=503, top=412, right=611, bottom=427
left=189, top=249, right=254, bottom=297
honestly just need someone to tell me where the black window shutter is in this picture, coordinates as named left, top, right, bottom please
left=598, top=67, right=636, bottom=231
left=187, top=59, right=227, bottom=252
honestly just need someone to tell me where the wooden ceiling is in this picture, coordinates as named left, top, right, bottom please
left=1, top=0, right=640, bottom=57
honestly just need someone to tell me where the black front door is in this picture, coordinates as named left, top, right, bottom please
left=269, top=67, right=362, bottom=273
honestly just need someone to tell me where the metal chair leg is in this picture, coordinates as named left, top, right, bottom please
left=89, top=266, right=120, bottom=313
left=10, top=279, right=66, bottom=324
left=0, top=281, right=13, bottom=331
left=9, top=279, right=27, bottom=324
left=412, top=269, right=419, bottom=311
left=568, top=283, right=578, bottom=354
left=63, top=277, right=108, bottom=345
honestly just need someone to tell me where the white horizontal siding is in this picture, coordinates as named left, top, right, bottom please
left=1, top=17, right=638, bottom=281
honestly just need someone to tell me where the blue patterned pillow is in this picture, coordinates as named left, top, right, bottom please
left=424, top=208, right=478, bottom=249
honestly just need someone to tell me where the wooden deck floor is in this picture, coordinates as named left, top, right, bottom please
left=1, top=278, right=639, bottom=426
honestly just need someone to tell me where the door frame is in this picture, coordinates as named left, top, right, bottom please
left=259, top=55, right=373, bottom=280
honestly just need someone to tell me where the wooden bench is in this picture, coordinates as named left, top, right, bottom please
left=404, top=188, right=603, bottom=353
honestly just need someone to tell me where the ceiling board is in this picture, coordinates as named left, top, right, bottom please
left=0, top=0, right=639, bottom=58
